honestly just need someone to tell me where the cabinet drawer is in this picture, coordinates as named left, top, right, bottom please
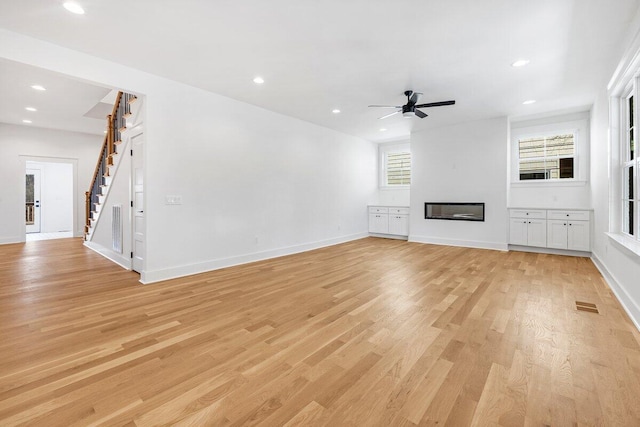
left=388, top=207, right=409, bottom=215
left=369, top=206, right=389, bottom=214
left=509, top=209, right=546, bottom=219
left=547, top=210, right=590, bottom=221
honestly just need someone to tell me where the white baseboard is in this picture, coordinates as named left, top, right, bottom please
left=84, top=240, right=132, bottom=271
left=0, top=236, right=23, bottom=245
left=508, top=244, right=591, bottom=257
left=368, top=233, right=408, bottom=241
left=591, top=252, right=640, bottom=332
left=408, top=235, right=508, bottom=252
left=141, top=232, right=368, bottom=284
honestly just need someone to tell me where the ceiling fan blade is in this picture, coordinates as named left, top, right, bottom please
left=369, top=105, right=402, bottom=108
left=415, top=100, right=456, bottom=108
left=415, top=109, right=428, bottom=119
left=409, top=92, right=423, bottom=104
left=379, top=111, right=400, bottom=120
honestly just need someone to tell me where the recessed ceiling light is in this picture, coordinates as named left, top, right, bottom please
left=31, top=85, right=46, bottom=91
left=25, top=107, right=37, bottom=112
left=253, top=77, right=264, bottom=84
left=22, top=119, right=32, bottom=124
left=63, top=2, right=85, bottom=15
left=332, top=109, right=341, bottom=114
left=512, top=59, right=530, bottom=67
left=379, top=128, right=387, bottom=132
left=103, top=130, right=107, bottom=133
left=523, top=99, right=536, bottom=105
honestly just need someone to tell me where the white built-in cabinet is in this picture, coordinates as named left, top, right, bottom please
left=369, top=206, right=409, bottom=237
left=509, top=208, right=591, bottom=252
left=509, top=209, right=547, bottom=247
left=546, top=210, right=591, bottom=251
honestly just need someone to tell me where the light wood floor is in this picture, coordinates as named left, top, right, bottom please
left=0, top=238, right=639, bottom=426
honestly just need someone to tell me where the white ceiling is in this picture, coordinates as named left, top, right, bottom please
left=0, top=0, right=639, bottom=141
left=0, top=59, right=112, bottom=135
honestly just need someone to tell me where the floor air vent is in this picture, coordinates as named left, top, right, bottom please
left=575, top=301, right=599, bottom=314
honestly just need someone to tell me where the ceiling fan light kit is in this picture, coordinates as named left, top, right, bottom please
left=369, top=90, right=455, bottom=120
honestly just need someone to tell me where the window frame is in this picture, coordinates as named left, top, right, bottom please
left=379, top=142, right=411, bottom=188
left=510, top=118, right=588, bottom=186
left=608, top=56, right=640, bottom=255
left=621, top=86, right=639, bottom=238
left=516, top=132, right=577, bottom=181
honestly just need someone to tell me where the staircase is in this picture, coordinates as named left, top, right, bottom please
left=84, top=92, right=137, bottom=239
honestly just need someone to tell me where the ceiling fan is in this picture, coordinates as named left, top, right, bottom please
left=369, top=90, right=455, bottom=119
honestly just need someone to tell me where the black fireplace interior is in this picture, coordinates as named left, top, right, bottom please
left=425, top=202, right=485, bottom=222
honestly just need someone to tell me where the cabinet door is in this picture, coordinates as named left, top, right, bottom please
left=509, top=218, right=528, bottom=245
left=546, top=219, right=568, bottom=249
left=369, top=213, right=389, bottom=234
left=568, top=221, right=590, bottom=251
left=527, top=219, right=547, bottom=247
left=388, top=215, right=409, bottom=236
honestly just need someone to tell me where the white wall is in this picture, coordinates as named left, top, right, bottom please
left=27, top=161, right=73, bottom=232
left=509, top=111, right=591, bottom=209
left=0, top=123, right=102, bottom=243
left=0, top=30, right=378, bottom=282
left=409, top=117, right=509, bottom=250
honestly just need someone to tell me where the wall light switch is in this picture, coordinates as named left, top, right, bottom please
left=165, top=195, right=182, bottom=205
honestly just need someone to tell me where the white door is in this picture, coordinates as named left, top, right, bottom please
left=131, top=131, right=145, bottom=273
left=509, top=218, right=528, bottom=245
left=546, top=220, right=568, bottom=249
left=527, top=219, right=548, bottom=248
left=568, top=221, right=590, bottom=251
left=369, top=213, right=389, bottom=234
left=26, top=169, right=41, bottom=233
left=388, top=215, right=409, bottom=236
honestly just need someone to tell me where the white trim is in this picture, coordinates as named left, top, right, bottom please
left=507, top=244, right=590, bottom=257
left=368, top=233, right=408, bottom=240
left=379, top=142, right=411, bottom=188
left=84, top=240, right=132, bottom=271
left=0, top=236, right=23, bottom=245
left=510, top=180, right=587, bottom=188
left=408, top=235, right=508, bottom=252
left=591, top=252, right=640, bottom=332
left=510, top=118, right=589, bottom=183
left=140, top=232, right=368, bottom=284
left=606, top=232, right=640, bottom=258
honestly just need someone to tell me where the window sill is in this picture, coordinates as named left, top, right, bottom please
left=379, top=186, right=410, bottom=190
left=606, top=232, right=640, bottom=258
left=510, top=180, right=587, bottom=188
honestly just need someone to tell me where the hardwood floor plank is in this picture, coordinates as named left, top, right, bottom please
left=0, top=238, right=638, bottom=426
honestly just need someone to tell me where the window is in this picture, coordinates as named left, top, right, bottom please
left=622, top=92, right=638, bottom=237
left=385, top=151, right=411, bottom=185
left=380, top=143, right=411, bottom=187
left=517, top=133, right=575, bottom=181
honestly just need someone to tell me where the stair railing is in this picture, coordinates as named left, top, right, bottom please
left=84, top=91, right=128, bottom=237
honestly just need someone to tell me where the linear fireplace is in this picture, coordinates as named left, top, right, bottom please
left=425, top=202, right=485, bottom=222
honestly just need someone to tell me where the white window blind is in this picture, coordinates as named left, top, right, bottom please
left=385, top=151, right=411, bottom=186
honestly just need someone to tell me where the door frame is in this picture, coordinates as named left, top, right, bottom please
left=25, top=168, right=41, bottom=233
left=129, top=126, right=145, bottom=274
left=19, top=156, right=79, bottom=242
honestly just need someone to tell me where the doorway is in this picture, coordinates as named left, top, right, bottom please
left=25, top=169, right=41, bottom=233
left=25, top=161, right=74, bottom=241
